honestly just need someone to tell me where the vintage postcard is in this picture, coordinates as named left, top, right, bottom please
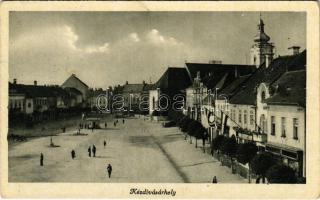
left=0, top=1, right=319, bottom=199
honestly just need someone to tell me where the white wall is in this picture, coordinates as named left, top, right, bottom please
left=149, top=89, right=159, bottom=115
left=185, top=87, right=194, bottom=109
left=267, top=105, right=305, bottom=150
left=9, top=95, right=25, bottom=112
left=25, top=98, right=33, bottom=114
left=228, top=104, right=256, bottom=136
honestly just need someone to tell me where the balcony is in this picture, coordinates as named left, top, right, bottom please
left=234, top=127, right=267, bottom=143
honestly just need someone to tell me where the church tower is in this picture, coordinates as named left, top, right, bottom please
left=250, top=15, right=274, bottom=68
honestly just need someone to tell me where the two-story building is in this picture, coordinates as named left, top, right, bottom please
left=263, top=70, right=306, bottom=178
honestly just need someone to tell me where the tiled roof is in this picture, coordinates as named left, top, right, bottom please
left=185, top=63, right=255, bottom=88
left=9, top=83, right=70, bottom=98
left=265, top=70, right=306, bottom=107
left=217, top=74, right=251, bottom=99
left=152, top=67, right=191, bottom=92
left=229, top=50, right=306, bottom=105
left=202, top=74, right=251, bottom=103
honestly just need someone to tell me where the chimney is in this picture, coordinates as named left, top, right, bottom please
left=13, top=78, right=17, bottom=84
left=288, top=46, right=300, bottom=55
left=34, top=80, right=37, bottom=86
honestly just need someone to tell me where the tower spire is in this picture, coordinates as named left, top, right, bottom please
left=260, top=12, right=262, bottom=20
left=250, top=15, right=274, bottom=68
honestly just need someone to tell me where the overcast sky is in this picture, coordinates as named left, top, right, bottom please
left=9, top=12, right=306, bottom=88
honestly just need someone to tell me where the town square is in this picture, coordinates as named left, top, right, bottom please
left=8, top=11, right=306, bottom=184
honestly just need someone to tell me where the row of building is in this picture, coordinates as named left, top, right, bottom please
left=147, top=17, right=306, bottom=178
left=9, top=73, right=112, bottom=122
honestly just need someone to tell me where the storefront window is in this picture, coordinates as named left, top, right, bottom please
left=238, top=110, right=242, bottom=123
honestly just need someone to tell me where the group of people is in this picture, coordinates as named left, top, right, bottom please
left=88, top=145, right=97, bottom=157
left=40, top=117, right=127, bottom=179
left=40, top=152, right=113, bottom=179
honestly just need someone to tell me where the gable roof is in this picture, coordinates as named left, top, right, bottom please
left=265, top=70, right=306, bottom=107
left=62, top=74, right=89, bottom=88
left=152, top=67, right=191, bottom=92
left=229, top=50, right=306, bottom=105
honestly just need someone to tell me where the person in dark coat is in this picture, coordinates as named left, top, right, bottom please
left=88, top=146, right=91, bottom=157
left=122, top=119, right=125, bottom=124
left=71, top=150, right=76, bottom=159
left=105, top=122, right=107, bottom=128
left=92, top=145, right=96, bottom=157
left=212, top=176, right=218, bottom=183
left=114, top=121, right=116, bottom=127
left=103, top=140, right=107, bottom=148
left=107, top=164, right=112, bottom=178
left=40, top=153, right=44, bottom=166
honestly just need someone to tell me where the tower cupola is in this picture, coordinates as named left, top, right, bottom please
left=250, top=14, right=275, bottom=68
left=254, top=17, right=270, bottom=42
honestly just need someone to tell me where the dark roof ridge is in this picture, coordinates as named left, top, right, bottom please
left=185, top=62, right=254, bottom=66
left=167, top=66, right=183, bottom=69
left=283, top=69, right=306, bottom=73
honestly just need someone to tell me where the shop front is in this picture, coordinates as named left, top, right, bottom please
left=266, top=142, right=304, bottom=177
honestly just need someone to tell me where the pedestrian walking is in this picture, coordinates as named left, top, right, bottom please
left=50, top=137, right=54, bottom=147
left=114, top=121, right=116, bottom=127
left=92, top=145, right=96, bottom=157
left=88, top=146, right=91, bottom=157
left=122, top=119, right=125, bottom=124
left=71, top=150, right=76, bottom=159
left=103, top=140, right=107, bottom=148
left=212, top=176, right=218, bottom=183
left=107, top=164, right=112, bottom=178
left=40, top=153, right=44, bottom=166
left=105, top=122, right=107, bottom=128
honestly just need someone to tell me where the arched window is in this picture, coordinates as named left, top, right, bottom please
left=261, top=91, right=266, bottom=101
